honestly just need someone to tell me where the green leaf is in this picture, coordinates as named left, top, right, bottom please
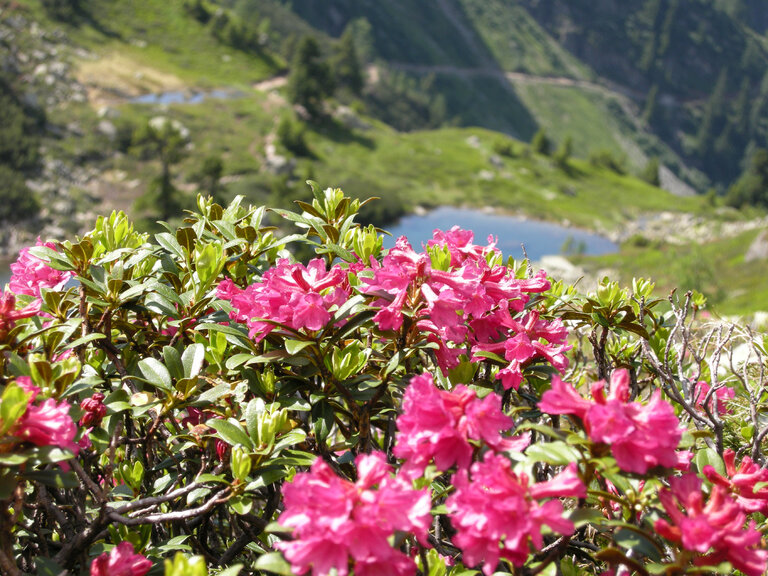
left=614, top=526, right=663, bottom=561
left=163, top=346, right=185, bottom=381
left=225, top=354, right=255, bottom=370
left=229, top=495, right=253, bottom=515
left=195, top=384, right=232, bottom=404
left=244, top=398, right=265, bottom=443
left=63, top=332, right=106, bottom=350
left=217, top=565, right=244, bottom=576
left=245, top=465, right=290, bottom=491
left=470, top=350, right=507, bottom=364
left=272, top=429, right=307, bottom=454
left=24, top=470, right=79, bottom=489
left=207, top=418, right=254, bottom=449
left=285, top=340, right=313, bottom=355
left=0, top=383, right=29, bottom=435
left=525, top=441, right=581, bottom=465
left=181, top=343, right=206, bottom=378
left=138, top=358, right=173, bottom=391
left=694, top=447, right=726, bottom=476
left=0, top=453, right=30, bottom=466
left=155, top=232, right=185, bottom=260
left=254, top=552, right=294, bottom=576
left=311, top=400, right=334, bottom=444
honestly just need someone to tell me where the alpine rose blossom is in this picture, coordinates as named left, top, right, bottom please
left=90, top=541, right=152, bottom=576
left=0, top=290, right=41, bottom=338
left=79, top=393, right=107, bottom=427
left=393, top=373, right=526, bottom=477
left=538, top=370, right=691, bottom=474
left=218, top=259, right=349, bottom=340
left=692, top=380, right=734, bottom=414
left=14, top=397, right=79, bottom=455
left=703, top=449, right=768, bottom=514
left=361, top=230, right=568, bottom=382
left=276, top=452, right=431, bottom=576
left=655, top=474, right=767, bottom=576
left=446, top=453, right=585, bottom=575
left=9, top=238, right=72, bottom=297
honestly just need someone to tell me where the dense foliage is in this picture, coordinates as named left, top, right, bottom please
left=0, top=186, right=767, bottom=576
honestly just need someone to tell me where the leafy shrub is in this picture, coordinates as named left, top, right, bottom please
left=588, top=148, right=627, bottom=174
left=531, top=128, right=550, bottom=155
left=0, top=165, right=39, bottom=221
left=492, top=138, right=516, bottom=158
left=276, top=115, right=311, bottom=157
left=0, top=188, right=766, bottom=576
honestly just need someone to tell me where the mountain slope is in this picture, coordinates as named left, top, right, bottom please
left=278, top=0, right=768, bottom=192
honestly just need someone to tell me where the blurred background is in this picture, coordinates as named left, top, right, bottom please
left=2, top=0, right=768, bottom=314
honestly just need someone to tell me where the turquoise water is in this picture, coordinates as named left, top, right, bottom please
left=383, top=206, right=617, bottom=260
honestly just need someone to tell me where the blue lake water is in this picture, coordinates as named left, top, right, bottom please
left=382, top=206, right=617, bottom=260
left=130, top=89, right=244, bottom=105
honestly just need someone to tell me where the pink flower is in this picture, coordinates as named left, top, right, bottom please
left=0, top=290, right=41, bottom=338
left=393, top=373, right=521, bottom=477
left=79, top=393, right=106, bottom=427
left=537, top=376, right=592, bottom=421
left=218, top=259, right=349, bottom=341
left=90, top=541, right=152, bottom=576
left=14, top=397, right=79, bottom=456
left=655, top=474, right=767, bottom=576
left=692, top=380, right=734, bottom=414
left=276, top=452, right=431, bottom=576
left=446, top=453, right=584, bottom=575
left=538, top=370, right=691, bottom=474
left=15, top=376, right=40, bottom=400
left=9, top=238, right=72, bottom=298
left=703, top=449, right=768, bottom=514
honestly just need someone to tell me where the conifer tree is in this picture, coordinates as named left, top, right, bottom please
left=332, top=27, right=364, bottom=96
left=697, top=68, right=729, bottom=157
left=287, top=36, right=335, bottom=119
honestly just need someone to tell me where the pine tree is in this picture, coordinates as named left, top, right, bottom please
left=133, top=118, right=189, bottom=221
left=531, top=129, right=551, bottom=156
left=641, top=157, right=661, bottom=187
left=287, top=36, right=335, bottom=119
left=332, top=27, right=364, bottom=96
left=733, top=77, right=751, bottom=139
left=697, top=68, right=729, bottom=157
left=725, top=148, right=768, bottom=208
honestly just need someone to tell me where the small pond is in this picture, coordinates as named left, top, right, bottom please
left=129, top=89, right=244, bottom=105
left=383, top=206, right=617, bottom=260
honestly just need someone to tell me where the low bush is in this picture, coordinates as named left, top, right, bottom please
left=0, top=186, right=766, bottom=576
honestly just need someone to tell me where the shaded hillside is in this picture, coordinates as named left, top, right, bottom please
left=277, top=0, right=768, bottom=191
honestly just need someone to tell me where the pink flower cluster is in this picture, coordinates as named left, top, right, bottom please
left=703, top=449, right=768, bottom=514
left=692, top=380, right=734, bottom=414
left=538, top=370, right=691, bottom=474
left=9, top=238, right=72, bottom=298
left=90, top=541, right=152, bottom=576
left=393, top=373, right=527, bottom=477
left=276, top=452, right=431, bottom=576
left=655, top=474, right=767, bottom=576
left=446, top=453, right=585, bottom=574
left=80, top=393, right=107, bottom=427
left=0, top=291, right=40, bottom=338
left=218, top=258, right=349, bottom=341
left=363, top=229, right=569, bottom=388
left=10, top=377, right=79, bottom=457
